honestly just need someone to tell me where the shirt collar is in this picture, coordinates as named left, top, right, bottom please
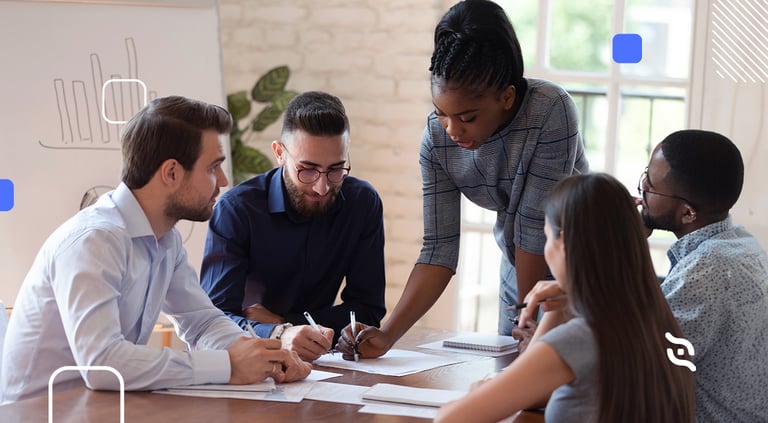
left=109, top=182, right=156, bottom=240
left=267, top=167, right=288, bottom=214
left=667, top=215, right=733, bottom=269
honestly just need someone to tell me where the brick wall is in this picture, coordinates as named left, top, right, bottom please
left=219, top=0, right=457, bottom=329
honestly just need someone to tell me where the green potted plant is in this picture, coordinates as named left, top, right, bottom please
left=227, top=66, right=299, bottom=185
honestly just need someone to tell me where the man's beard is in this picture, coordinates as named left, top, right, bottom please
left=165, top=189, right=215, bottom=222
left=641, top=207, right=681, bottom=234
left=284, top=174, right=339, bottom=217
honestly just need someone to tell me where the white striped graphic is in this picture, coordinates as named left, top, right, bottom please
left=711, top=0, right=768, bottom=83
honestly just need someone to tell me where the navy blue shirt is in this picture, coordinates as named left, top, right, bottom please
left=201, top=167, right=386, bottom=340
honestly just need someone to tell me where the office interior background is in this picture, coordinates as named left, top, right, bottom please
left=219, top=0, right=767, bottom=335
left=2, top=0, right=766, bottom=344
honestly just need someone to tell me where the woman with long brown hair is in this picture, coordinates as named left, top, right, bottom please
left=436, top=173, right=695, bottom=423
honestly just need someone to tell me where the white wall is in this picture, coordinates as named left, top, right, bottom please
left=689, top=0, right=768, bottom=248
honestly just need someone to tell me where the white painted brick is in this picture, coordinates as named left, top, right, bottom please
left=307, top=8, right=377, bottom=27
left=303, top=54, right=373, bottom=72
left=243, top=6, right=308, bottom=24
left=396, top=79, right=431, bottom=101
left=378, top=9, right=438, bottom=31
left=264, top=29, right=298, bottom=47
left=219, top=3, right=244, bottom=24
left=298, top=30, right=333, bottom=47
left=328, top=76, right=395, bottom=99
left=373, top=54, right=433, bottom=79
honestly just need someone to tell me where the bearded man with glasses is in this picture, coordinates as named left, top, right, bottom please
left=201, top=91, right=386, bottom=363
left=637, top=129, right=768, bottom=422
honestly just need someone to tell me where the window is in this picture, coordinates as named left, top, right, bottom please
left=457, top=0, right=694, bottom=332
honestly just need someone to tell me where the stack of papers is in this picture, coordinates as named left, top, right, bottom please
left=152, top=369, right=342, bottom=403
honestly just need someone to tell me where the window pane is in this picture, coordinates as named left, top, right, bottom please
left=456, top=230, right=502, bottom=332
left=496, top=0, right=538, bottom=70
left=616, top=86, right=685, bottom=189
left=623, top=0, right=693, bottom=78
left=550, top=0, right=612, bottom=72
left=565, top=84, right=609, bottom=172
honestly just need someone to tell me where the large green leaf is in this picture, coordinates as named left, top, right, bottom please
left=251, top=66, right=290, bottom=102
left=231, top=142, right=274, bottom=184
left=227, top=91, right=251, bottom=121
left=273, top=90, right=299, bottom=111
left=251, top=104, right=283, bottom=132
left=249, top=91, right=299, bottom=132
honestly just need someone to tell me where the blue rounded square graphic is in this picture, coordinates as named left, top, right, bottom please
left=0, top=179, right=13, bottom=212
left=612, top=33, right=642, bottom=64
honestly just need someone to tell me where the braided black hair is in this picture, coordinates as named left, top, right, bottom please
left=430, top=0, right=526, bottom=94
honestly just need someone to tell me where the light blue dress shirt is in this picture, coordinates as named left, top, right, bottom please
left=0, top=183, right=244, bottom=403
left=663, top=216, right=768, bottom=422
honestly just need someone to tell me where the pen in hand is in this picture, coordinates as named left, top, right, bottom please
left=304, top=311, right=335, bottom=354
left=505, top=294, right=568, bottom=311
left=350, top=311, right=359, bottom=362
left=245, top=322, right=258, bottom=338
left=303, top=311, right=321, bottom=333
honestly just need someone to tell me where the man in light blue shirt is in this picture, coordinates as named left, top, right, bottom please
left=0, top=96, right=310, bottom=404
left=638, top=129, right=768, bottom=422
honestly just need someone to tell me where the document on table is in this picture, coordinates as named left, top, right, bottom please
left=152, top=369, right=341, bottom=402
left=313, top=349, right=463, bottom=376
left=359, top=403, right=440, bottom=419
left=159, top=379, right=275, bottom=392
left=154, top=380, right=314, bottom=402
left=305, top=381, right=369, bottom=405
left=361, top=383, right=467, bottom=407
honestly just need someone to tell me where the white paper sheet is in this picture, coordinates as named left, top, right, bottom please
left=361, top=383, right=466, bottom=407
left=154, top=380, right=315, bottom=403
left=305, top=369, right=343, bottom=382
left=160, top=379, right=275, bottom=392
left=304, top=381, right=369, bottom=405
left=151, top=369, right=338, bottom=403
left=313, top=348, right=464, bottom=376
left=358, top=403, right=439, bottom=419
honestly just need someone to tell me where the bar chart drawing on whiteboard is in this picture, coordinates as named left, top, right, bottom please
left=40, top=37, right=158, bottom=151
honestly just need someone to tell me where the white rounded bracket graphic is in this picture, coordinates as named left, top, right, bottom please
left=101, top=78, right=148, bottom=124
left=48, top=365, right=125, bottom=423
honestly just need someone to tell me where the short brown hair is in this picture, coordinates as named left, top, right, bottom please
left=121, top=96, right=232, bottom=189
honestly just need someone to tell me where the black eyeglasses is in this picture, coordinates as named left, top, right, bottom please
left=281, top=144, right=351, bottom=184
left=637, top=168, right=692, bottom=204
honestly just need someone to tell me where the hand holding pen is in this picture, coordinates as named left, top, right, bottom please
left=268, top=313, right=332, bottom=362
left=334, top=312, right=391, bottom=361
left=514, top=281, right=567, bottom=326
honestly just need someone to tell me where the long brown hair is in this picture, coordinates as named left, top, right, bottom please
left=545, top=173, right=695, bottom=423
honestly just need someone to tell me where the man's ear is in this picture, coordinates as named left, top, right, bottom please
left=271, top=140, right=286, bottom=166
left=681, top=204, right=697, bottom=225
left=158, top=159, right=181, bottom=186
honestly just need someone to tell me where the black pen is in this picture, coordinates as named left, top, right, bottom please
left=505, top=295, right=567, bottom=311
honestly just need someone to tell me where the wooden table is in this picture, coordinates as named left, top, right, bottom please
left=0, top=327, right=544, bottom=422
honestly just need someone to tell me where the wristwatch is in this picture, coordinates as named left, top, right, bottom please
left=272, top=322, right=293, bottom=340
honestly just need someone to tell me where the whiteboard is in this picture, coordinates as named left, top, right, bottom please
left=0, top=0, right=226, bottom=305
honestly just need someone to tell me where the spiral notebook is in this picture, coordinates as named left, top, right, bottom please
left=441, top=333, right=518, bottom=353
